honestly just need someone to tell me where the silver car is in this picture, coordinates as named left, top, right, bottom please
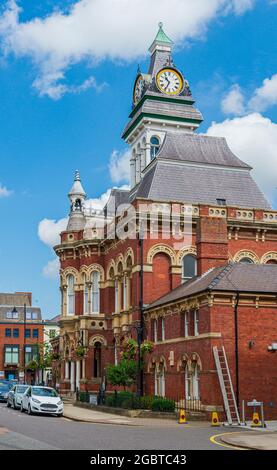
left=7, top=385, right=29, bottom=409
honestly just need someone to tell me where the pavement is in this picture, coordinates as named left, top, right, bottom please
left=220, top=431, right=277, bottom=450
left=63, top=404, right=135, bottom=425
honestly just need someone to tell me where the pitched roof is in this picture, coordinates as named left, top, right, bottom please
left=133, top=132, right=271, bottom=210
left=134, top=160, right=270, bottom=209
left=157, top=132, right=251, bottom=169
left=147, top=263, right=277, bottom=310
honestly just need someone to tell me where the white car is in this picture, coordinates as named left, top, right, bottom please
left=7, top=384, right=29, bottom=409
left=21, top=386, right=63, bottom=416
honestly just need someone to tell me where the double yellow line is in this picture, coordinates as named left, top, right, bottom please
left=210, top=432, right=247, bottom=450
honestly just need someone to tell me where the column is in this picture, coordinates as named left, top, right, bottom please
left=70, top=361, right=75, bottom=392
left=82, top=359, right=86, bottom=380
left=145, top=141, right=151, bottom=167
left=65, top=361, right=69, bottom=380
left=130, top=157, right=136, bottom=188
left=76, top=360, right=81, bottom=391
left=140, top=147, right=146, bottom=172
left=135, top=154, right=141, bottom=184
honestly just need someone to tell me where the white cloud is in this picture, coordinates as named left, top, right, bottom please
left=206, top=113, right=277, bottom=203
left=221, top=84, right=245, bottom=115
left=0, top=183, right=13, bottom=198
left=38, top=217, right=68, bottom=247
left=0, top=0, right=255, bottom=99
left=248, top=74, right=277, bottom=112
left=109, top=149, right=130, bottom=184
left=43, top=257, right=60, bottom=279
left=222, top=74, right=277, bottom=116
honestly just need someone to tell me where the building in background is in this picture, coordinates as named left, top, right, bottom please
left=42, top=315, right=60, bottom=385
left=0, top=292, right=43, bottom=383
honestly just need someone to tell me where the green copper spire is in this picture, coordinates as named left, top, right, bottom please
left=149, top=22, right=173, bottom=53
left=155, top=22, right=173, bottom=44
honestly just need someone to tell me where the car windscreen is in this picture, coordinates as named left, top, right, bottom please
left=0, top=385, right=9, bottom=391
left=16, top=386, right=29, bottom=393
left=31, top=387, right=58, bottom=397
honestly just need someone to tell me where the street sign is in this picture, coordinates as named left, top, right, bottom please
left=247, top=400, right=262, bottom=406
left=89, top=395, right=98, bottom=406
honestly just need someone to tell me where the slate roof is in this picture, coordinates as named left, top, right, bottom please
left=148, top=263, right=277, bottom=310
left=133, top=132, right=271, bottom=210
left=0, top=306, right=42, bottom=323
left=157, top=132, right=250, bottom=169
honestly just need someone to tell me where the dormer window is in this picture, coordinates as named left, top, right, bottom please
left=150, top=136, right=160, bottom=159
left=216, top=198, right=226, bottom=206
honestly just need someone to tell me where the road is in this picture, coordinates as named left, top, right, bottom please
left=0, top=403, right=245, bottom=450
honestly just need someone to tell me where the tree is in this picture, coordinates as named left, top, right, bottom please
left=106, top=339, right=154, bottom=390
left=106, top=360, right=137, bottom=390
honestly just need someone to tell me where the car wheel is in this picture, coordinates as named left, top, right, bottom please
left=57, top=413, right=63, bottom=417
left=7, top=400, right=11, bottom=408
left=20, top=403, right=25, bottom=413
left=27, top=404, right=32, bottom=415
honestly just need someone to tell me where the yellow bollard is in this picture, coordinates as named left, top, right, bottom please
left=251, top=412, right=262, bottom=427
left=178, top=409, right=187, bottom=424
left=211, top=411, right=220, bottom=426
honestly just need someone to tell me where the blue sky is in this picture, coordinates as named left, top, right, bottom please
left=0, top=0, right=276, bottom=317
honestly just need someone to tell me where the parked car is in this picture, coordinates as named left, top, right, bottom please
left=7, top=384, right=29, bottom=409
left=0, top=382, right=10, bottom=402
left=21, top=386, right=63, bottom=416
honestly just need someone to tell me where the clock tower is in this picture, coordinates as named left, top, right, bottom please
left=123, top=23, right=203, bottom=189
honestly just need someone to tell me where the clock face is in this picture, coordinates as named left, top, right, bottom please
left=156, top=68, right=183, bottom=96
left=133, top=75, right=145, bottom=105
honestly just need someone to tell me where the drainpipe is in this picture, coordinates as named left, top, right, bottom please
left=234, top=292, right=240, bottom=410
left=138, top=223, right=144, bottom=397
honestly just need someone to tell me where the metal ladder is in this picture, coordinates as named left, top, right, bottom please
left=213, top=346, right=240, bottom=425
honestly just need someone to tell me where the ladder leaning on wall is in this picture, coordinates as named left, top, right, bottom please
left=213, top=345, right=241, bottom=425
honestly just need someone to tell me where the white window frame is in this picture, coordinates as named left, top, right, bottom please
left=67, top=274, right=75, bottom=316
left=182, top=255, right=197, bottom=284
left=83, top=274, right=89, bottom=315
left=194, top=310, right=199, bottom=336
left=91, top=271, right=100, bottom=314
left=161, top=317, right=165, bottom=341
left=153, top=319, right=158, bottom=343
left=184, top=312, right=189, bottom=337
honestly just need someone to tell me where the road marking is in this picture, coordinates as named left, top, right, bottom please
left=210, top=432, right=247, bottom=450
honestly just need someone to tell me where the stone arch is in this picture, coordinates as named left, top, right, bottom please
left=80, top=265, right=90, bottom=282
left=106, top=260, right=116, bottom=280
left=89, top=335, right=107, bottom=348
left=260, top=252, right=277, bottom=264
left=147, top=354, right=167, bottom=372
left=233, top=250, right=260, bottom=264
left=177, top=353, right=190, bottom=372
left=147, top=244, right=176, bottom=265
left=87, top=263, right=105, bottom=282
left=115, top=254, right=124, bottom=273
left=190, top=352, right=203, bottom=371
left=61, top=267, right=79, bottom=285
left=124, top=247, right=135, bottom=268
left=176, top=246, right=197, bottom=266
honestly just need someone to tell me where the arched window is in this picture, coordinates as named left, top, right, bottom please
left=93, top=342, right=102, bottom=378
left=182, top=255, right=197, bottom=283
left=192, top=363, right=200, bottom=400
left=239, top=258, right=254, bottom=264
left=150, top=136, right=160, bottom=159
left=155, top=363, right=165, bottom=397
left=67, top=274, right=75, bottom=316
left=123, top=276, right=128, bottom=310
left=91, top=271, right=100, bottom=313
left=185, top=364, right=191, bottom=400
left=83, top=274, right=89, bottom=315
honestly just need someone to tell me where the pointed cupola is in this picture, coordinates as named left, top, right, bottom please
left=67, top=170, right=87, bottom=231
left=123, top=23, right=203, bottom=190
